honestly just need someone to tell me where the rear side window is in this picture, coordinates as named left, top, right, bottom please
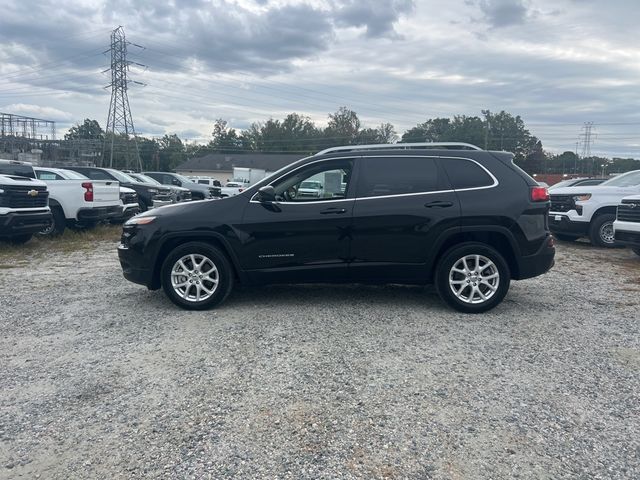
left=440, top=158, right=494, bottom=189
left=36, top=171, right=64, bottom=181
left=356, top=156, right=442, bottom=197
left=83, top=170, right=113, bottom=181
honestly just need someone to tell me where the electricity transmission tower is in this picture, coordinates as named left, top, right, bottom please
left=102, top=26, right=146, bottom=170
left=579, top=122, right=596, bottom=174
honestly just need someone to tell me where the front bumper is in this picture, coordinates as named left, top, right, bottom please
left=514, top=235, right=556, bottom=280
left=0, top=210, right=52, bottom=237
left=613, top=220, right=640, bottom=248
left=548, top=213, right=589, bottom=237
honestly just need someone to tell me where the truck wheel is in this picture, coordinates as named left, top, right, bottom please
left=161, top=242, right=234, bottom=310
left=9, top=234, right=32, bottom=245
left=554, top=234, right=578, bottom=242
left=38, top=207, right=66, bottom=237
left=633, top=247, right=640, bottom=257
left=588, top=213, right=617, bottom=248
left=435, top=242, right=511, bottom=314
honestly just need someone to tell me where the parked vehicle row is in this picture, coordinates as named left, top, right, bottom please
left=1, top=160, right=223, bottom=242
left=549, top=169, right=640, bottom=249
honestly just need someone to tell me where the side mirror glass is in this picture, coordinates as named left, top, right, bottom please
left=256, top=185, right=276, bottom=203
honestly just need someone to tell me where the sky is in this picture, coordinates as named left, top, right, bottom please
left=0, top=0, right=639, bottom=157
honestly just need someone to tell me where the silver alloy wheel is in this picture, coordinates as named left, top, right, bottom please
left=170, top=254, right=219, bottom=302
left=449, top=254, right=500, bottom=304
left=599, top=221, right=615, bottom=244
left=39, top=220, right=55, bottom=236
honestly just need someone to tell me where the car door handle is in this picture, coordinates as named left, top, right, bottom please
left=320, top=208, right=347, bottom=214
left=424, top=200, right=454, bottom=208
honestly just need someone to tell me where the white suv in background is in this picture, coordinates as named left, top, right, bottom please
left=614, top=195, right=640, bottom=256
left=549, top=170, right=640, bottom=247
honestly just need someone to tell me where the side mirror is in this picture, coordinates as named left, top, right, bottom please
left=172, top=178, right=181, bottom=186
left=256, top=185, right=276, bottom=203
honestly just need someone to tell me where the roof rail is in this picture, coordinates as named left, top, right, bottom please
left=315, top=142, right=483, bottom=156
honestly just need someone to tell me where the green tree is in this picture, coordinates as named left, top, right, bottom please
left=324, top=107, right=361, bottom=145
left=158, top=134, right=185, bottom=171
left=65, top=119, right=104, bottom=140
left=210, top=119, right=242, bottom=153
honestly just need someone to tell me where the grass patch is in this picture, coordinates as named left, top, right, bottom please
left=0, top=224, right=122, bottom=262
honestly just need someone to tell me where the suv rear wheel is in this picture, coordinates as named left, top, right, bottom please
left=435, top=243, right=511, bottom=313
left=589, top=213, right=617, bottom=248
left=161, top=242, right=234, bottom=310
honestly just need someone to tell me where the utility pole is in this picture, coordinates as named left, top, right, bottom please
left=574, top=141, right=579, bottom=174
left=102, top=26, right=146, bottom=170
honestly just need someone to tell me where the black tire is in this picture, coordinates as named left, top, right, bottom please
left=632, top=247, right=640, bottom=257
left=161, top=242, right=234, bottom=310
left=435, top=242, right=511, bottom=314
left=554, top=234, right=578, bottom=242
left=9, top=234, right=32, bottom=245
left=588, top=213, right=617, bottom=248
left=37, top=207, right=66, bottom=237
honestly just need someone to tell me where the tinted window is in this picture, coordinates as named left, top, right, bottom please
left=0, top=162, right=35, bottom=178
left=356, top=156, right=442, bottom=197
left=441, top=158, right=494, bottom=189
left=83, top=169, right=113, bottom=181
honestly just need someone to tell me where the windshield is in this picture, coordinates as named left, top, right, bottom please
left=133, top=173, right=161, bottom=185
left=106, top=169, right=137, bottom=183
left=0, top=162, right=35, bottom=178
left=174, top=173, right=198, bottom=185
left=62, top=169, right=88, bottom=180
left=601, top=170, right=640, bottom=187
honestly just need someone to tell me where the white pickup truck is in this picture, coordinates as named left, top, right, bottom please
left=549, top=169, right=640, bottom=247
left=613, top=194, right=640, bottom=256
left=34, top=166, right=122, bottom=236
left=0, top=160, right=52, bottom=244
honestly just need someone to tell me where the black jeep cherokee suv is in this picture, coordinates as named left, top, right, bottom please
left=118, top=143, right=555, bottom=313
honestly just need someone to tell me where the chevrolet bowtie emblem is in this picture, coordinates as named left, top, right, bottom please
left=27, top=189, right=39, bottom=197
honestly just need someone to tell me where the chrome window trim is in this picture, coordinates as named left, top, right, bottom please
left=249, top=155, right=498, bottom=205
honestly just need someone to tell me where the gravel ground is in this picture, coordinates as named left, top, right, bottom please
left=0, top=239, right=639, bottom=479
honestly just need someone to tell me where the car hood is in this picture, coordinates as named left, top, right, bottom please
left=550, top=185, right=639, bottom=196
left=621, top=194, right=640, bottom=201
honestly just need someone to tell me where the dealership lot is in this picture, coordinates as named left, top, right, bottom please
left=1, top=240, right=638, bottom=479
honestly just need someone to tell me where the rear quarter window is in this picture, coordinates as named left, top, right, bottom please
left=356, top=156, right=444, bottom=197
left=440, top=158, right=495, bottom=189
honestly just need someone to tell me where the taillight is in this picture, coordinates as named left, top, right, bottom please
left=82, top=182, right=94, bottom=202
left=531, top=186, right=549, bottom=202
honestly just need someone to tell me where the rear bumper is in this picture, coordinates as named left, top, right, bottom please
left=0, top=210, right=52, bottom=237
left=514, top=235, right=556, bottom=280
left=77, top=205, right=122, bottom=222
left=548, top=214, right=589, bottom=237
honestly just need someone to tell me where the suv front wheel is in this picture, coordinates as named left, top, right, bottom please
left=589, top=213, right=617, bottom=248
left=435, top=243, right=511, bottom=313
left=161, top=242, right=234, bottom=310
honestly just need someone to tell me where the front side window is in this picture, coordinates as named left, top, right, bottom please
left=270, top=160, right=353, bottom=202
left=84, top=169, right=112, bottom=181
left=356, top=156, right=442, bottom=198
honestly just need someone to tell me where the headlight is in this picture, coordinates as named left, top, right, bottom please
left=573, top=194, right=591, bottom=202
left=148, top=189, right=158, bottom=194
left=125, top=215, right=156, bottom=226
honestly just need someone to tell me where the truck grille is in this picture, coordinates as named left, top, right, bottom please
left=121, top=192, right=138, bottom=205
left=0, top=185, right=49, bottom=208
left=550, top=194, right=574, bottom=213
left=617, top=201, right=640, bottom=223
